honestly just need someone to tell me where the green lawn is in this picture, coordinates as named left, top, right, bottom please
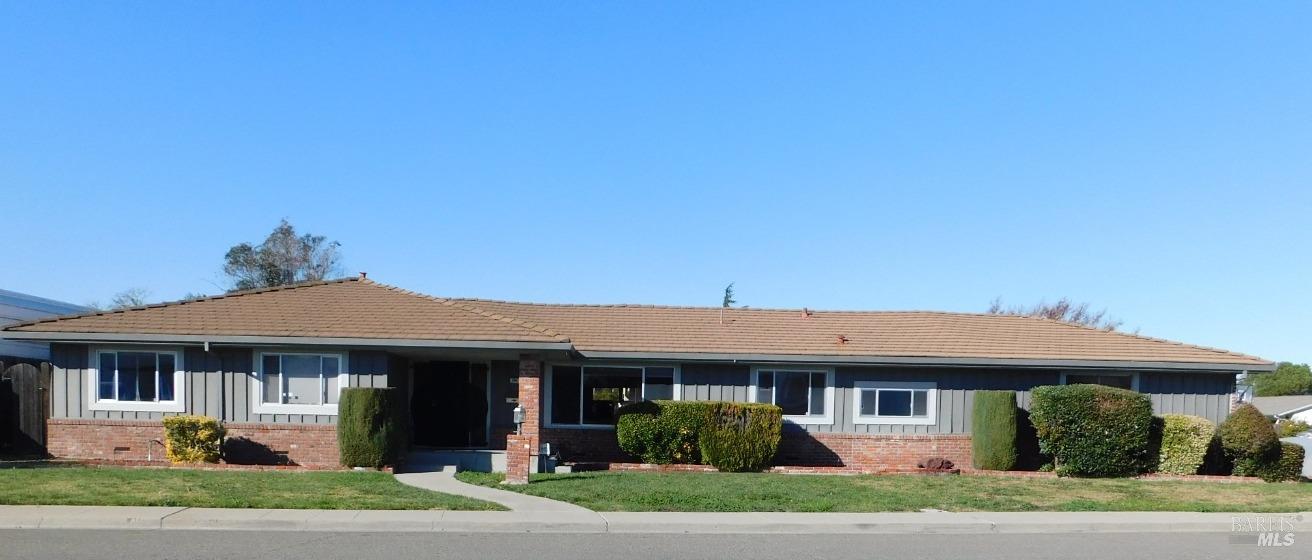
left=456, top=471, right=1312, bottom=513
left=0, top=466, right=502, bottom=510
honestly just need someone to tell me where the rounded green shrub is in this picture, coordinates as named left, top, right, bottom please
left=972, top=390, right=1018, bottom=470
left=338, top=387, right=403, bottom=468
left=616, top=400, right=709, bottom=464
left=1155, top=414, right=1216, bottom=475
left=698, top=402, right=782, bottom=472
left=1028, top=384, right=1154, bottom=477
left=1219, top=404, right=1279, bottom=462
left=163, top=415, right=225, bottom=464
left=1236, top=442, right=1305, bottom=482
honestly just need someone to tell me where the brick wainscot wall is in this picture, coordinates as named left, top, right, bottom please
left=538, top=427, right=973, bottom=473
left=46, top=419, right=340, bottom=468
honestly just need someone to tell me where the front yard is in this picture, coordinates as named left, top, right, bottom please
left=457, top=471, right=1312, bottom=513
left=0, top=466, right=502, bottom=510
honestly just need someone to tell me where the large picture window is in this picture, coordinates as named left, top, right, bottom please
left=752, top=368, right=833, bottom=424
left=853, top=381, right=937, bottom=425
left=89, top=348, right=184, bottom=412
left=254, top=352, right=347, bottom=414
left=547, top=365, right=679, bottom=427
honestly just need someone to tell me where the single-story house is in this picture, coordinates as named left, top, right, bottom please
left=0, top=276, right=1273, bottom=480
left=1251, top=396, right=1312, bottom=425
left=0, top=288, right=88, bottom=363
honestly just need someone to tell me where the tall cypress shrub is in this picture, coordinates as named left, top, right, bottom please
left=338, top=388, right=403, bottom=468
left=972, top=390, right=1018, bottom=470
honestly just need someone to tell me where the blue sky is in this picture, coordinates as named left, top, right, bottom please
left=2, top=2, right=1309, bottom=363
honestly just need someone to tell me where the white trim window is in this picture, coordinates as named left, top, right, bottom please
left=88, top=347, right=185, bottom=412
left=1060, top=371, right=1139, bottom=391
left=546, top=364, right=681, bottom=428
left=853, top=381, right=937, bottom=425
left=751, top=367, right=834, bottom=425
left=253, top=351, right=348, bottom=415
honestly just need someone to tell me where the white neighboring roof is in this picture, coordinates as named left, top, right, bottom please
left=0, top=289, right=87, bottom=361
left=1251, top=395, right=1312, bottom=417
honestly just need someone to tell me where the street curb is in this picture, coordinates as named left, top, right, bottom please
left=0, top=506, right=1304, bottom=534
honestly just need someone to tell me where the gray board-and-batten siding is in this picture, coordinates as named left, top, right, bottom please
left=49, top=343, right=1236, bottom=429
left=49, top=343, right=402, bottom=424
left=678, top=363, right=1236, bottom=431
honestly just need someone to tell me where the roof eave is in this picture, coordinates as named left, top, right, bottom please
left=0, top=330, right=574, bottom=351
left=576, top=350, right=1273, bottom=372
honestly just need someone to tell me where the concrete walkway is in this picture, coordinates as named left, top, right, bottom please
left=394, top=467, right=592, bottom=513
left=0, top=506, right=1303, bottom=534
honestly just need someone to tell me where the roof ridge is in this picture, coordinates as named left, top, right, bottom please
left=445, top=296, right=1044, bottom=316
left=361, top=281, right=570, bottom=343
left=3, top=277, right=363, bottom=330
left=1015, top=314, right=1268, bottom=363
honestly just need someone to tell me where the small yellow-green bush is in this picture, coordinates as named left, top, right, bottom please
left=1155, top=414, right=1215, bottom=475
left=1276, top=419, right=1311, bottom=438
left=162, top=415, right=225, bottom=464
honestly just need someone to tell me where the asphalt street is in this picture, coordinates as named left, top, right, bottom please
left=0, top=529, right=1307, bottom=560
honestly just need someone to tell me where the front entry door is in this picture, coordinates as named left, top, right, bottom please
left=411, top=361, right=489, bottom=448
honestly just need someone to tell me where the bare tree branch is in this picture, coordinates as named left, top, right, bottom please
left=986, top=297, right=1123, bottom=331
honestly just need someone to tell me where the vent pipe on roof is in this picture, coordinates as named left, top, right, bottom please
left=359, top=272, right=368, bottom=279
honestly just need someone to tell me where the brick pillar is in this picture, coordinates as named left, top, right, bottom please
left=505, top=355, right=541, bottom=484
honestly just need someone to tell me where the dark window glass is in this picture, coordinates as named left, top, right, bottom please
left=775, top=372, right=811, bottom=416
left=582, top=367, right=642, bottom=424
left=644, top=367, right=675, bottom=400
left=1067, top=374, right=1133, bottom=390
left=551, top=366, right=581, bottom=425
left=99, top=353, right=117, bottom=400
left=262, top=355, right=282, bottom=404
left=158, top=353, right=175, bottom=402
left=756, top=371, right=774, bottom=405
left=877, top=390, right=912, bottom=416
left=117, top=352, right=156, bottom=402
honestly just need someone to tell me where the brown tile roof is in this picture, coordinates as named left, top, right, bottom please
left=449, top=298, right=1270, bottom=366
left=3, top=278, right=566, bottom=343
left=3, top=277, right=1270, bottom=367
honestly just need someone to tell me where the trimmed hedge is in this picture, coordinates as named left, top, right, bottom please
left=698, top=402, right=783, bottom=472
left=1243, top=443, right=1306, bottom=482
left=1029, top=384, right=1154, bottom=477
left=1219, top=404, right=1279, bottom=462
left=1155, top=414, right=1215, bottom=475
left=338, top=388, right=403, bottom=468
left=616, top=400, right=708, bottom=464
left=971, top=390, right=1018, bottom=470
left=162, top=415, right=225, bottom=464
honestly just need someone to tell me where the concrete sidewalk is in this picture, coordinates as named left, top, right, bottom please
left=394, top=468, right=590, bottom=513
left=0, top=506, right=1304, bottom=534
